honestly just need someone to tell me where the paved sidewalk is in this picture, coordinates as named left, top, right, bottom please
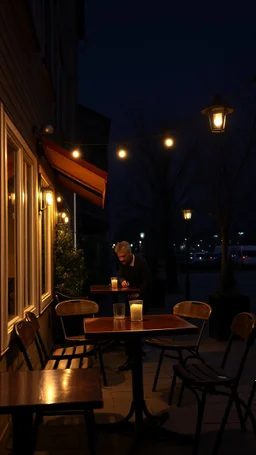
left=6, top=335, right=255, bottom=455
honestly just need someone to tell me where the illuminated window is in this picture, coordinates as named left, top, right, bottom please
left=40, top=174, right=53, bottom=308
left=7, top=140, right=17, bottom=321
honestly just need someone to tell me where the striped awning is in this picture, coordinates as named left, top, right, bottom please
left=41, top=137, right=108, bottom=207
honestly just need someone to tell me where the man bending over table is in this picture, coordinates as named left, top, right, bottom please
left=114, top=241, right=152, bottom=371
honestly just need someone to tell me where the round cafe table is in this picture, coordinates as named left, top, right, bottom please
left=84, top=314, right=198, bottom=443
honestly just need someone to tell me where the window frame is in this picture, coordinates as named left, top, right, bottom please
left=0, top=108, right=39, bottom=353
left=39, top=167, right=55, bottom=312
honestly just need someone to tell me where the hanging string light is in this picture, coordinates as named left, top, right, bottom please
left=117, top=146, right=127, bottom=159
left=164, top=136, right=174, bottom=147
left=71, top=148, right=81, bottom=158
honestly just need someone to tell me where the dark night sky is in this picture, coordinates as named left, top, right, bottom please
left=79, top=0, right=256, bottom=140
left=78, top=0, right=256, bottom=239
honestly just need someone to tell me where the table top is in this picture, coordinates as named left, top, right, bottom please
left=90, top=284, right=140, bottom=294
left=0, top=368, right=103, bottom=413
left=84, top=314, right=198, bottom=337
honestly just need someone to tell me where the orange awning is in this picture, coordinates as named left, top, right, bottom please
left=41, top=137, right=108, bottom=207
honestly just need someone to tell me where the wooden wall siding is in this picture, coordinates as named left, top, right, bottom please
left=0, top=1, right=54, bottom=152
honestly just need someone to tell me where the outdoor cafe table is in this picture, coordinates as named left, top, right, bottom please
left=0, top=368, right=103, bottom=455
left=90, top=284, right=140, bottom=303
left=84, top=314, right=198, bottom=442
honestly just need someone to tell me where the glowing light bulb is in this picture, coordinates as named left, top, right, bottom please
left=72, top=149, right=80, bottom=158
left=164, top=137, right=174, bottom=147
left=213, top=113, right=223, bottom=127
left=45, top=192, right=53, bottom=206
left=118, top=149, right=127, bottom=159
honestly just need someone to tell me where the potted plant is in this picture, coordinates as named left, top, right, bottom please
left=53, top=220, right=87, bottom=341
left=54, top=221, right=87, bottom=296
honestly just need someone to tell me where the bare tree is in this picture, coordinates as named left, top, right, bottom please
left=113, top=112, right=197, bottom=293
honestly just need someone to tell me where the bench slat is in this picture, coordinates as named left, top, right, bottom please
left=52, top=347, right=65, bottom=357
left=57, top=359, right=69, bottom=369
left=45, top=359, right=58, bottom=370
left=74, top=345, right=84, bottom=356
left=64, top=347, right=75, bottom=356
left=70, top=358, right=81, bottom=369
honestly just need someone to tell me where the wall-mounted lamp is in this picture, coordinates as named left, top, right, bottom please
left=57, top=196, right=62, bottom=203
left=39, top=188, right=54, bottom=213
left=32, top=124, right=54, bottom=136
left=8, top=193, right=16, bottom=204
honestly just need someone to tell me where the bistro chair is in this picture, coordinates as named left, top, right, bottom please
left=55, top=299, right=108, bottom=386
left=145, top=301, right=212, bottom=395
left=169, top=312, right=256, bottom=455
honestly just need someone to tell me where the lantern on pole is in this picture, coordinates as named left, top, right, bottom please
left=201, top=95, right=234, bottom=133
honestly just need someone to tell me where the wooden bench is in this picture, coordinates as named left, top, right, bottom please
left=15, top=318, right=97, bottom=454
left=55, top=299, right=108, bottom=385
left=25, top=311, right=94, bottom=366
left=15, top=318, right=93, bottom=371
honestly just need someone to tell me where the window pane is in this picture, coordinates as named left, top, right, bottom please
left=41, top=201, right=46, bottom=295
left=23, top=161, right=33, bottom=307
left=7, top=140, right=17, bottom=320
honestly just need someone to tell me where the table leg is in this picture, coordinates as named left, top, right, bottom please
left=12, top=411, right=34, bottom=455
left=98, top=333, right=192, bottom=445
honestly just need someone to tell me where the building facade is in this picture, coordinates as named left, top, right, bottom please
left=0, top=0, right=85, bottom=446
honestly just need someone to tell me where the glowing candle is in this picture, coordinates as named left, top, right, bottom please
left=111, top=277, right=118, bottom=289
left=130, top=300, right=143, bottom=322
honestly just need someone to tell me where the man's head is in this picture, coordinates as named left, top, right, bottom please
left=115, top=241, right=133, bottom=265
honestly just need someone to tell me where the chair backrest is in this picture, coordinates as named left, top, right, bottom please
left=15, top=319, right=46, bottom=370
left=55, top=300, right=99, bottom=340
left=173, top=301, right=212, bottom=348
left=25, top=311, right=49, bottom=361
left=221, top=312, right=256, bottom=385
left=55, top=291, right=89, bottom=303
left=25, top=311, right=39, bottom=331
left=173, top=301, right=212, bottom=320
left=55, top=300, right=99, bottom=317
left=231, top=312, right=256, bottom=342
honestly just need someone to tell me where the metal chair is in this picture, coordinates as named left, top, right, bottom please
left=169, top=312, right=256, bottom=455
left=145, top=300, right=212, bottom=396
left=55, top=299, right=108, bottom=386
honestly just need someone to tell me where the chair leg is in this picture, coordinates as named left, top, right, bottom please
left=168, top=372, right=177, bottom=405
left=234, top=394, right=246, bottom=432
left=177, top=382, right=185, bottom=407
left=32, top=412, right=43, bottom=451
left=152, top=348, right=165, bottom=392
left=212, top=393, right=235, bottom=455
left=193, top=392, right=206, bottom=455
left=243, top=379, right=256, bottom=426
left=98, top=344, right=107, bottom=387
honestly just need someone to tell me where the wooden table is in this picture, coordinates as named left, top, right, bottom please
left=84, top=314, right=198, bottom=442
left=90, top=284, right=140, bottom=298
left=0, top=368, right=103, bottom=454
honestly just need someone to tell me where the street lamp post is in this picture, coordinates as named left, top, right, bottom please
left=182, top=209, right=193, bottom=300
